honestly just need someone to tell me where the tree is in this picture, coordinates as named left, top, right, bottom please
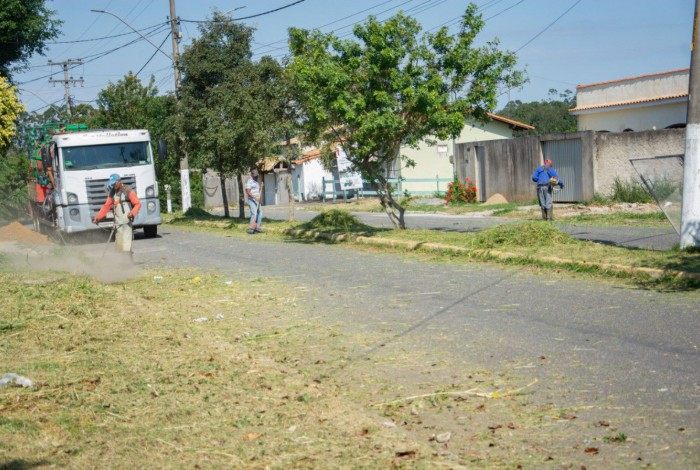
left=178, top=13, right=286, bottom=218
left=0, top=0, right=62, bottom=78
left=0, top=75, right=24, bottom=153
left=498, top=89, right=577, bottom=136
left=93, top=74, right=181, bottom=208
left=288, top=3, right=523, bottom=228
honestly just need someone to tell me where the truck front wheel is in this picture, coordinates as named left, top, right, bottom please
left=143, top=225, right=158, bottom=238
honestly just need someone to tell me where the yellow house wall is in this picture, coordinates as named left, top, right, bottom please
left=400, top=120, right=515, bottom=194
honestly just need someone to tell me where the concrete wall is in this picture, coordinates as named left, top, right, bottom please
left=203, top=171, right=239, bottom=210
left=593, top=128, right=685, bottom=194
left=578, top=101, right=688, bottom=132
left=576, top=69, right=688, bottom=109
left=401, top=119, right=514, bottom=193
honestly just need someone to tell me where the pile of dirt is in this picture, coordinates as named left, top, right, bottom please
left=484, top=193, right=509, bottom=205
left=0, top=221, right=51, bottom=245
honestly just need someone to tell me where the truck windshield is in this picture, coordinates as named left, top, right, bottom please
left=62, top=141, right=151, bottom=171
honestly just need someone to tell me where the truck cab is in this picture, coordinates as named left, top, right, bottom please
left=49, top=129, right=161, bottom=236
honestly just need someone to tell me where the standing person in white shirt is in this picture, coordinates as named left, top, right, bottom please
left=245, top=169, right=263, bottom=234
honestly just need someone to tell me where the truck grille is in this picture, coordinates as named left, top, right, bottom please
left=85, top=176, right=136, bottom=216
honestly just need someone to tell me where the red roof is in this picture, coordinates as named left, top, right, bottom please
left=487, top=112, right=535, bottom=130
left=569, top=92, right=689, bottom=112
left=293, top=148, right=321, bottom=164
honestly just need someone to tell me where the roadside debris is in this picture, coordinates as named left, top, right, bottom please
left=430, top=432, right=451, bottom=443
left=0, top=373, right=34, bottom=388
left=193, top=317, right=208, bottom=323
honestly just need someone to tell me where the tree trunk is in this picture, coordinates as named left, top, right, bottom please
left=377, top=176, right=406, bottom=229
left=237, top=172, right=245, bottom=220
left=285, top=132, right=295, bottom=222
left=219, top=173, right=230, bottom=218
left=286, top=173, right=295, bottom=221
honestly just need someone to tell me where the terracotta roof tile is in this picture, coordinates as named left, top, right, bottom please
left=487, top=112, right=535, bottom=130
left=569, top=93, right=688, bottom=112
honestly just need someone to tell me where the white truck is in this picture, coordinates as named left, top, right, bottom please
left=30, top=128, right=162, bottom=237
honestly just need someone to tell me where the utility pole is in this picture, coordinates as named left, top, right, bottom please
left=168, top=0, right=191, bottom=212
left=48, top=59, right=84, bottom=118
left=681, top=0, right=700, bottom=248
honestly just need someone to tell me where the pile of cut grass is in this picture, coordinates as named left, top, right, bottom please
left=301, top=209, right=373, bottom=232
left=470, top=221, right=576, bottom=249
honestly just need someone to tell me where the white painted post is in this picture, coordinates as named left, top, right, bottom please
left=164, top=184, right=172, bottom=213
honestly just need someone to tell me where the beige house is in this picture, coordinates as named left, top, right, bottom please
left=570, top=68, right=689, bottom=132
left=400, top=113, right=534, bottom=194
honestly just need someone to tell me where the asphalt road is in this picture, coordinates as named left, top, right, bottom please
left=256, top=205, right=680, bottom=251
left=131, top=226, right=698, bottom=464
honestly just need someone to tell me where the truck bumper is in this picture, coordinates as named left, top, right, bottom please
left=59, top=198, right=162, bottom=234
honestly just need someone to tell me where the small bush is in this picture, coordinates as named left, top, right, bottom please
left=445, top=177, right=477, bottom=205
left=610, top=178, right=652, bottom=203
left=471, top=221, right=576, bottom=249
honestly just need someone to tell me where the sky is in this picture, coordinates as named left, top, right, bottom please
left=15, top=0, right=695, bottom=115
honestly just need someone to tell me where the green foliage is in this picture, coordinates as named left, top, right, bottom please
left=0, top=75, right=24, bottom=152
left=0, top=146, right=30, bottom=220
left=610, top=177, right=653, bottom=203
left=0, top=0, right=62, bottom=77
left=471, top=221, right=575, bottom=249
left=303, top=209, right=368, bottom=231
left=603, top=432, right=627, bottom=443
left=288, top=3, right=523, bottom=228
left=498, top=89, right=577, bottom=136
left=445, top=177, right=477, bottom=204
left=178, top=13, right=288, bottom=216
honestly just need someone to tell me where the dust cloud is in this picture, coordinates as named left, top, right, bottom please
left=0, top=221, right=140, bottom=283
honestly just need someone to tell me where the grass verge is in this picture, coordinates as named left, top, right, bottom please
left=0, top=268, right=451, bottom=467
left=165, top=210, right=699, bottom=290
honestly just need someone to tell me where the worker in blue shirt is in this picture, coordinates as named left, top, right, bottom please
left=532, top=159, right=564, bottom=220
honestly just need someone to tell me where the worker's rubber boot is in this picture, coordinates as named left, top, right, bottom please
left=546, top=208, right=554, bottom=221
left=541, top=208, right=547, bottom=220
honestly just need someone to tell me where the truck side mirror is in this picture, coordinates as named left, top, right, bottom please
left=158, top=139, right=167, bottom=160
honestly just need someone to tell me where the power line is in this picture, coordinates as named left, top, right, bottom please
left=18, top=24, right=170, bottom=85
left=136, top=31, right=172, bottom=77
left=182, top=0, right=308, bottom=23
left=515, top=0, right=583, bottom=52
left=252, top=0, right=401, bottom=51
left=47, top=21, right=168, bottom=44
left=27, top=98, right=64, bottom=114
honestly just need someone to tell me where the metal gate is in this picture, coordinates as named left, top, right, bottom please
left=475, top=146, right=487, bottom=202
left=542, top=139, right=583, bottom=202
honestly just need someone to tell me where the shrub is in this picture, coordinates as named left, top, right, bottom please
left=610, top=177, right=652, bottom=203
left=445, top=177, right=477, bottom=205
left=471, top=221, right=575, bottom=249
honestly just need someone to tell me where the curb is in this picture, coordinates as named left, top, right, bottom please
left=282, top=228, right=700, bottom=282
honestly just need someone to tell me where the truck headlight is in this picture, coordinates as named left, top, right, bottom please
left=147, top=201, right=156, bottom=213
left=145, top=185, right=155, bottom=197
left=67, top=192, right=79, bottom=204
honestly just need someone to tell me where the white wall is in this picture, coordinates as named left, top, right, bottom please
left=293, top=158, right=333, bottom=200
left=400, top=119, right=515, bottom=194
left=577, top=101, right=688, bottom=132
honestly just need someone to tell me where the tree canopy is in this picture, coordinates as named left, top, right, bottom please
left=0, top=75, right=24, bottom=153
left=288, top=3, right=523, bottom=228
left=498, top=89, right=577, bottom=135
left=0, top=0, right=62, bottom=78
left=178, top=13, right=287, bottom=217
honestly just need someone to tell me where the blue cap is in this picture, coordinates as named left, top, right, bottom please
left=106, top=173, right=121, bottom=190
